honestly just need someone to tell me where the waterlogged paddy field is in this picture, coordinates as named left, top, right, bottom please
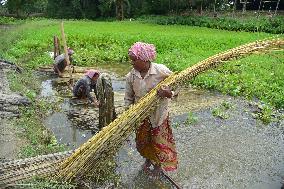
left=0, top=20, right=284, bottom=188
left=2, top=20, right=284, bottom=108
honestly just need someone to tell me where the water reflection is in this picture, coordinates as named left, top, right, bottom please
left=40, top=79, right=55, bottom=97
left=44, top=112, right=93, bottom=148
left=39, top=69, right=126, bottom=149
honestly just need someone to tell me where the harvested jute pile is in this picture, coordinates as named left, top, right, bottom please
left=0, top=151, right=73, bottom=187
left=55, top=38, right=284, bottom=181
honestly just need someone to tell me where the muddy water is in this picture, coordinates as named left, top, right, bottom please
left=117, top=98, right=284, bottom=189
left=44, top=112, right=94, bottom=148
left=38, top=71, right=126, bottom=149
left=38, top=66, right=284, bottom=189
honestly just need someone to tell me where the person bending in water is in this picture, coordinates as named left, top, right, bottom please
left=73, top=69, right=100, bottom=107
left=53, top=48, right=74, bottom=77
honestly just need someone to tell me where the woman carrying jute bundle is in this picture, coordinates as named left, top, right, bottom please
left=124, top=42, right=178, bottom=177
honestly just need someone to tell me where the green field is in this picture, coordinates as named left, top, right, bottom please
left=1, top=19, right=283, bottom=108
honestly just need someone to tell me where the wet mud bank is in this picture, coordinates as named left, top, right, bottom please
left=0, top=61, right=30, bottom=161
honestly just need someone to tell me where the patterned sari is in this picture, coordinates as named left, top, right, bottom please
left=136, top=115, right=178, bottom=171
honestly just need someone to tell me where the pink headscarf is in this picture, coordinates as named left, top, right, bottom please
left=128, top=42, right=156, bottom=62
left=67, top=48, right=74, bottom=55
left=85, top=69, right=100, bottom=78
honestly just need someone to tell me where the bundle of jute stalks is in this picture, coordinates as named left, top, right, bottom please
left=0, top=151, right=73, bottom=187
left=55, top=38, right=284, bottom=181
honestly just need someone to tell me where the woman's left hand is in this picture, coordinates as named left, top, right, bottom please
left=93, top=100, right=100, bottom=107
left=157, top=85, right=172, bottom=98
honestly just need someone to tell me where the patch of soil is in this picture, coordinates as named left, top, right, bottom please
left=0, top=118, right=25, bottom=161
left=0, top=61, right=29, bottom=161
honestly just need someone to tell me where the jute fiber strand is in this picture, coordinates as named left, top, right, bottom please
left=56, top=38, right=284, bottom=181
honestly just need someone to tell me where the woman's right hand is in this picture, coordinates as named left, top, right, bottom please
left=157, top=85, right=172, bottom=98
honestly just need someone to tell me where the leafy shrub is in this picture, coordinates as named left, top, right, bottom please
left=139, top=15, right=284, bottom=34
left=0, top=16, right=17, bottom=24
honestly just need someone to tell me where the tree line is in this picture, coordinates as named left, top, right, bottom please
left=0, top=0, right=283, bottom=20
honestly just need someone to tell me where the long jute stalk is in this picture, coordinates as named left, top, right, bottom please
left=55, top=38, right=283, bottom=181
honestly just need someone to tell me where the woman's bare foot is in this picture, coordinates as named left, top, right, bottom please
left=151, top=165, right=163, bottom=179
left=142, top=159, right=151, bottom=174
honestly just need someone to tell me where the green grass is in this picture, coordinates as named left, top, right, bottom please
left=138, top=15, right=284, bottom=34
left=7, top=70, right=40, bottom=98
left=1, top=19, right=275, bottom=68
left=212, top=101, right=232, bottom=119
left=7, top=70, right=66, bottom=158
left=0, top=16, right=19, bottom=24
left=15, top=103, right=66, bottom=158
left=193, top=51, right=284, bottom=108
left=185, top=111, right=199, bottom=125
left=1, top=19, right=283, bottom=109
